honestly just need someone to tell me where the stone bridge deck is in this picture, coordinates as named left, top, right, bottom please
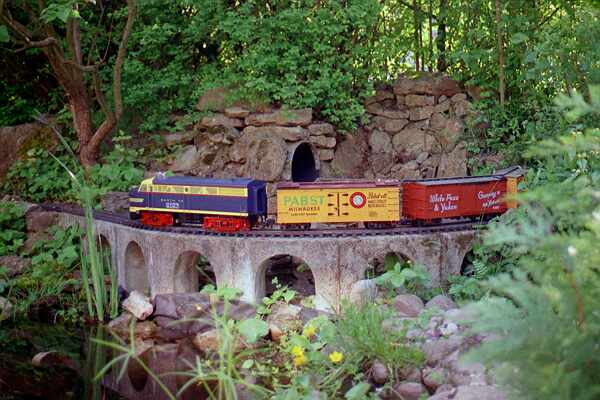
left=57, top=213, right=476, bottom=311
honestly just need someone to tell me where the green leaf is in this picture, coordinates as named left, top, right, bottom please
left=241, top=359, right=254, bottom=369
left=0, top=26, right=9, bottom=43
left=344, top=382, right=371, bottom=399
left=510, top=32, right=529, bottom=45
left=237, top=318, right=268, bottom=344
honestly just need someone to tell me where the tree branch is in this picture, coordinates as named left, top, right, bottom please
left=63, top=59, right=103, bottom=72
left=15, top=36, right=58, bottom=52
left=111, top=0, right=136, bottom=120
left=87, top=0, right=136, bottom=152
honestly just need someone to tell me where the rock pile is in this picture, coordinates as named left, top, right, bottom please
left=166, top=74, right=473, bottom=189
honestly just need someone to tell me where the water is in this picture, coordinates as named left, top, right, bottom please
left=0, top=322, right=124, bottom=399
left=0, top=322, right=216, bottom=400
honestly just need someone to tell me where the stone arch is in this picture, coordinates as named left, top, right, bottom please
left=124, top=241, right=149, bottom=294
left=291, top=142, right=319, bottom=182
left=173, top=250, right=215, bottom=292
left=257, top=254, right=316, bottom=300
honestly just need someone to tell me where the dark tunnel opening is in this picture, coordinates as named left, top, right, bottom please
left=291, top=142, right=318, bottom=182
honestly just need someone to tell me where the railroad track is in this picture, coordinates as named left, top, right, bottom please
left=40, top=203, right=485, bottom=238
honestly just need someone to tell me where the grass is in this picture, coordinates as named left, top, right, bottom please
left=35, top=116, right=118, bottom=321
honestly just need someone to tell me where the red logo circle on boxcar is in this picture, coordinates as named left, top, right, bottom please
left=350, top=192, right=367, bottom=208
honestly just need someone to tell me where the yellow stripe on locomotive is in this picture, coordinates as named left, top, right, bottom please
left=277, top=186, right=400, bottom=224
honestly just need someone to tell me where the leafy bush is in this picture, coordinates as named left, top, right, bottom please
left=463, top=88, right=600, bottom=399
left=3, top=132, right=144, bottom=204
left=0, top=202, right=26, bottom=256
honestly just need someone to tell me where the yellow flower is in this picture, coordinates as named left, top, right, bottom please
left=291, top=345, right=304, bottom=357
left=302, top=324, right=317, bottom=338
left=293, top=353, right=307, bottom=367
left=329, top=351, right=344, bottom=364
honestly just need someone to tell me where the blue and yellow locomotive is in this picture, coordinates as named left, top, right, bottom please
left=128, top=174, right=268, bottom=232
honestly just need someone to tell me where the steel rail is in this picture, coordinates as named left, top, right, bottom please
left=39, top=203, right=484, bottom=238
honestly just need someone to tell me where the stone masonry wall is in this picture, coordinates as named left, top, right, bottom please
left=163, top=74, right=475, bottom=214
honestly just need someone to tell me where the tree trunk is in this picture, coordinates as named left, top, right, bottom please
left=496, top=0, right=505, bottom=106
left=413, top=0, right=420, bottom=71
left=436, top=0, right=447, bottom=72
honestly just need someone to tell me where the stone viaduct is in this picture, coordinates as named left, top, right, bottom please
left=57, top=212, right=476, bottom=312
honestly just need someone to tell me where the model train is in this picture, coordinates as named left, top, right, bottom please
left=128, top=167, right=523, bottom=232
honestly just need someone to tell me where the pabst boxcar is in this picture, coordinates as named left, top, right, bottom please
left=276, top=180, right=401, bottom=228
left=402, top=169, right=521, bottom=223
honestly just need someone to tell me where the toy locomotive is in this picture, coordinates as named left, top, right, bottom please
left=128, top=167, right=523, bottom=232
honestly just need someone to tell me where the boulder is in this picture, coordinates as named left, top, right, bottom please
left=266, top=303, right=303, bottom=342
left=0, top=121, right=57, bottom=179
left=309, top=135, right=336, bottom=149
left=32, top=351, right=79, bottom=371
left=392, top=128, right=428, bottom=158
left=245, top=108, right=312, bottom=127
left=26, top=210, right=58, bottom=233
left=409, top=106, right=434, bottom=121
left=422, top=337, right=462, bottom=366
left=434, top=77, right=462, bottom=97
left=153, top=293, right=256, bottom=338
left=369, top=130, right=392, bottom=153
left=224, top=107, right=250, bottom=119
left=453, top=100, right=470, bottom=118
left=192, top=328, right=246, bottom=354
left=438, top=144, right=467, bottom=177
left=453, top=385, right=506, bottom=400
left=435, top=100, right=451, bottom=114
left=318, top=149, right=335, bottom=161
left=122, top=291, right=153, bottom=320
left=369, top=152, right=394, bottom=176
left=330, top=131, right=369, bottom=178
left=371, top=360, right=389, bottom=384
left=169, top=145, right=202, bottom=172
left=391, top=382, right=426, bottom=400
left=163, top=132, right=193, bottom=146
left=200, top=114, right=244, bottom=129
left=0, top=255, right=31, bottom=277
left=235, top=133, right=288, bottom=181
left=393, top=161, right=421, bottom=180
left=384, top=119, right=409, bottom=134
left=101, top=191, right=129, bottom=214
left=365, top=103, right=409, bottom=119
left=405, top=94, right=435, bottom=107
left=0, top=296, right=13, bottom=321
left=108, top=314, right=157, bottom=341
left=394, top=294, right=424, bottom=317
left=422, top=367, right=448, bottom=391
left=425, top=295, right=458, bottom=311
left=308, top=123, right=335, bottom=136
left=243, top=125, right=308, bottom=142
left=450, top=93, right=467, bottom=103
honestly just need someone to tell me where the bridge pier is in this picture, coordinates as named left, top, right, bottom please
left=56, top=212, right=476, bottom=312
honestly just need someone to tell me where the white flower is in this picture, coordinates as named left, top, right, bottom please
left=567, top=246, right=577, bottom=256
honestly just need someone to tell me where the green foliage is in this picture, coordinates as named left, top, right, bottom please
left=3, top=132, right=143, bottom=204
left=237, top=318, right=269, bottom=344
left=334, top=302, right=424, bottom=375
left=2, top=225, right=83, bottom=322
left=463, top=88, right=600, bottom=399
left=257, top=277, right=296, bottom=316
left=0, top=202, right=26, bottom=256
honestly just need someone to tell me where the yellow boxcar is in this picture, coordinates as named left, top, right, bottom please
left=276, top=180, right=401, bottom=224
